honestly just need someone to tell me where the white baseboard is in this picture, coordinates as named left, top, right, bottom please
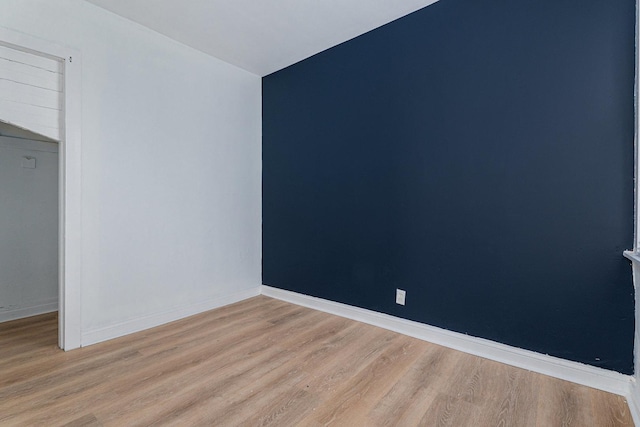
left=261, top=285, right=633, bottom=398
left=82, top=287, right=261, bottom=346
left=0, top=299, right=58, bottom=323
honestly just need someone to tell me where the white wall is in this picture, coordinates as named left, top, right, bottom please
left=0, top=136, right=58, bottom=321
left=0, top=0, right=262, bottom=341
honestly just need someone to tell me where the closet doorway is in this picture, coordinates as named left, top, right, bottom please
left=0, top=28, right=82, bottom=350
left=0, top=124, right=59, bottom=325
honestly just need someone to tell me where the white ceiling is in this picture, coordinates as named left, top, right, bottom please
left=83, top=0, right=440, bottom=76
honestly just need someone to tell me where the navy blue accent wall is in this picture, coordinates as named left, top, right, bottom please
left=262, top=0, right=636, bottom=373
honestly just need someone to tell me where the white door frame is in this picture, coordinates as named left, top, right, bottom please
left=0, top=27, right=82, bottom=350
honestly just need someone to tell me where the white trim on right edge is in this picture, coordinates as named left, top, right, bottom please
left=629, top=367, right=640, bottom=427
left=261, top=285, right=634, bottom=398
left=623, top=251, right=640, bottom=426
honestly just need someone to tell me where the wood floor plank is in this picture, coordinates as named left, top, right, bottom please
left=367, top=346, right=463, bottom=426
left=301, top=326, right=399, bottom=395
left=60, top=413, right=102, bottom=427
left=472, top=364, right=540, bottom=427
left=590, top=388, right=634, bottom=427
left=302, top=336, right=434, bottom=426
left=535, top=376, right=594, bottom=426
left=418, top=393, right=480, bottom=427
left=0, top=295, right=634, bottom=427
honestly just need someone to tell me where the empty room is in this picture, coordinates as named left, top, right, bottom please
left=1, top=0, right=639, bottom=425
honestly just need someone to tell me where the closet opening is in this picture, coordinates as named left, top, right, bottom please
left=0, top=122, right=59, bottom=329
left=0, top=28, right=82, bottom=350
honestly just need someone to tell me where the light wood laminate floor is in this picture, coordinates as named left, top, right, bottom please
left=0, top=296, right=633, bottom=426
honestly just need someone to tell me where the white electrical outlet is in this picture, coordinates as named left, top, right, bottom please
left=396, top=289, right=406, bottom=305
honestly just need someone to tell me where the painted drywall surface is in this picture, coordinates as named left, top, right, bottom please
left=0, top=137, right=58, bottom=316
left=1, top=0, right=261, bottom=333
left=263, top=0, right=635, bottom=373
